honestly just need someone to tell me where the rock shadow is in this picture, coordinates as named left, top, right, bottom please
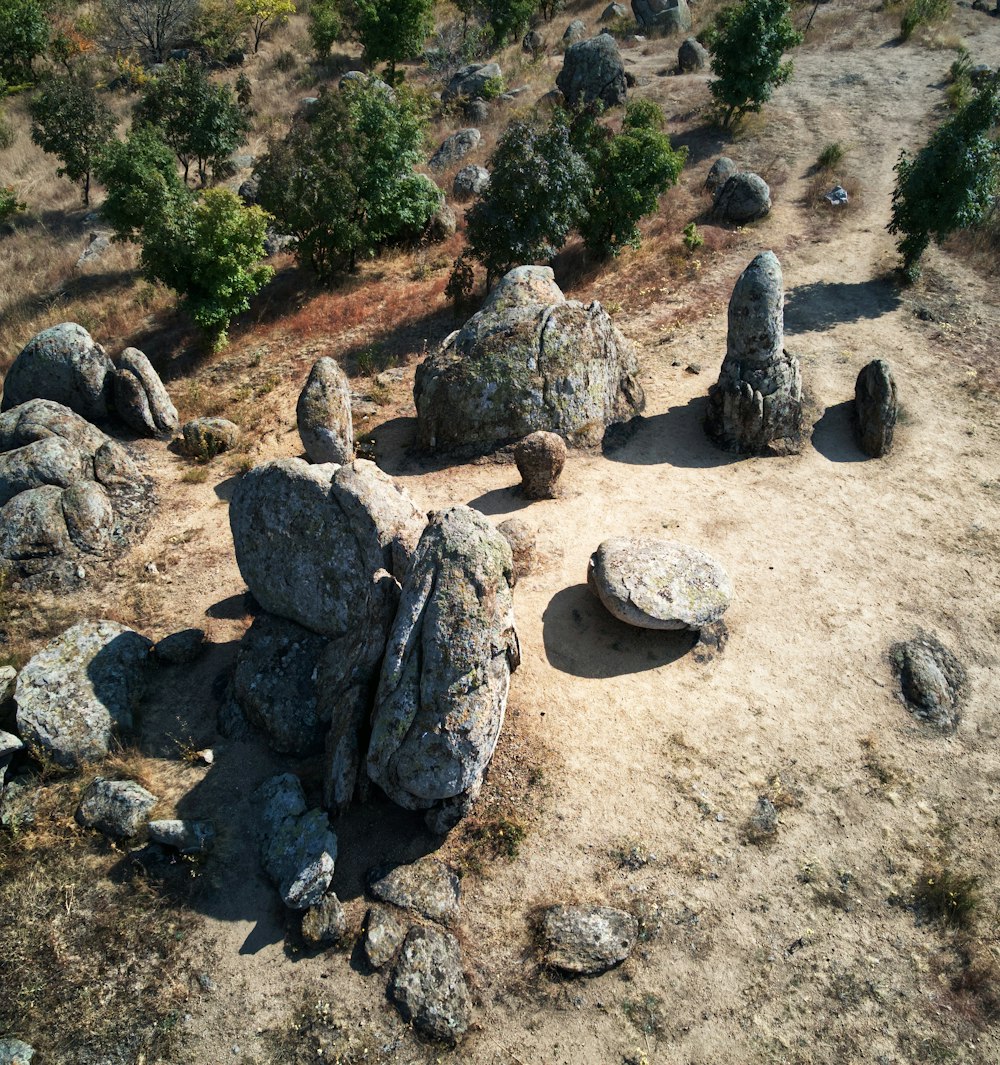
left=602, top=399, right=740, bottom=469
left=213, top=474, right=241, bottom=502
left=205, top=592, right=258, bottom=621
left=811, top=400, right=868, bottom=463
left=543, top=584, right=698, bottom=679
left=466, top=485, right=532, bottom=517
left=784, top=278, right=901, bottom=333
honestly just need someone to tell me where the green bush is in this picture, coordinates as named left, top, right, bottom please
left=0, top=184, right=27, bottom=224
left=309, top=0, right=342, bottom=60
left=817, top=141, right=844, bottom=170
left=900, top=0, right=951, bottom=42
left=682, top=222, right=703, bottom=251
left=353, top=0, right=435, bottom=83
left=0, top=0, right=50, bottom=82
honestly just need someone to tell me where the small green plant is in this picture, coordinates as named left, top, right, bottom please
left=946, top=50, right=973, bottom=111
left=682, top=221, right=704, bottom=251
left=914, top=866, right=981, bottom=928
left=622, top=993, right=667, bottom=1036
left=901, top=0, right=951, bottom=42
left=0, top=183, right=26, bottom=224
left=817, top=141, right=845, bottom=170
left=479, top=74, right=506, bottom=99
left=181, top=466, right=209, bottom=483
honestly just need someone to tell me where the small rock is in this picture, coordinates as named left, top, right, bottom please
left=823, top=185, right=849, bottom=206
left=744, top=796, right=778, bottom=843
left=453, top=164, right=490, bottom=202
left=704, top=156, right=738, bottom=194
left=522, top=29, right=547, bottom=55
left=301, top=891, right=347, bottom=946
left=541, top=904, right=638, bottom=974
left=678, top=36, right=709, bottom=72
left=429, top=128, right=481, bottom=171
left=154, top=627, right=207, bottom=665
left=197, top=748, right=215, bottom=765
left=390, top=926, right=472, bottom=1044
left=181, top=417, right=240, bottom=460
left=363, top=904, right=407, bottom=969
left=890, top=632, right=966, bottom=730
left=147, top=818, right=216, bottom=854
left=497, top=517, right=536, bottom=586
left=368, top=858, right=461, bottom=927
left=563, top=18, right=587, bottom=42
left=0, top=1038, right=35, bottom=1065
left=75, top=777, right=158, bottom=840
left=685, top=362, right=702, bottom=374
left=514, top=431, right=567, bottom=500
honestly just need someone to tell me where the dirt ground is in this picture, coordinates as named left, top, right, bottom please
left=4, top=4, right=1000, bottom=1064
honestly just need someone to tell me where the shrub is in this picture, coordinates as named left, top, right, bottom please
left=900, top=0, right=951, bottom=42
left=484, top=0, right=538, bottom=47
left=237, top=0, right=295, bottom=53
left=683, top=221, right=703, bottom=250
left=309, top=0, right=342, bottom=60
left=817, top=141, right=844, bottom=170
left=0, top=184, right=27, bottom=224
left=914, top=866, right=981, bottom=929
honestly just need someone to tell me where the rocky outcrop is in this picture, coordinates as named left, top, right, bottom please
left=442, top=63, right=502, bottom=102
left=14, top=620, right=151, bottom=768
left=556, top=34, right=627, bottom=110
left=390, top=926, right=472, bottom=1044
left=415, top=266, right=644, bottom=452
left=514, top=431, right=567, bottom=499
left=296, top=357, right=354, bottom=465
left=854, top=359, right=898, bottom=457
left=588, top=538, right=733, bottom=630
left=367, top=507, right=520, bottom=827
left=706, top=252, right=801, bottom=454
left=541, top=904, right=638, bottom=974
left=75, top=777, right=158, bottom=839
left=429, top=128, right=481, bottom=171
left=112, top=348, right=179, bottom=438
left=713, top=172, right=772, bottom=223
left=632, top=0, right=691, bottom=33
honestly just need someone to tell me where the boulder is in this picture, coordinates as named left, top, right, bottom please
left=854, top=359, right=898, bottom=457
left=453, top=164, right=490, bottom=201
left=713, top=171, right=772, bottom=223
left=706, top=251, right=801, bottom=454
left=2, top=324, right=114, bottom=421
left=0, top=665, right=16, bottom=705
left=556, top=34, right=628, bottom=110
left=426, top=202, right=457, bottom=243
left=364, top=904, right=407, bottom=969
left=76, top=232, right=111, bottom=269
left=238, top=174, right=260, bottom=205
left=678, top=36, right=709, bottom=71
left=563, top=18, right=587, bottom=42
left=75, top=777, right=158, bottom=839
left=541, top=904, right=638, bottom=974
left=256, top=773, right=338, bottom=910
left=0, top=1039, right=34, bottom=1065
left=631, top=0, right=691, bottom=33
left=0, top=485, right=72, bottom=563
left=442, top=63, right=502, bottom=102
left=367, top=506, right=519, bottom=824
left=497, top=517, right=536, bottom=585
left=296, top=357, right=354, bottom=465
left=0, top=398, right=109, bottom=456
left=112, top=348, right=179, bottom=437
left=588, top=538, right=733, bottom=630
left=890, top=632, right=965, bottom=730
left=148, top=819, right=216, bottom=854
left=0, top=730, right=24, bottom=786
left=368, top=858, right=461, bottom=926
left=14, top=620, right=151, bottom=768
left=415, top=266, right=644, bottom=452
left=153, top=627, right=207, bottom=664
left=522, top=29, right=547, bottom=55
left=390, top=926, right=472, bottom=1044
left=61, top=481, right=114, bottom=553
left=601, top=3, right=628, bottom=20
left=301, top=891, right=347, bottom=946
left=0, top=437, right=91, bottom=507
left=705, top=156, right=738, bottom=194
left=181, top=417, right=240, bottom=459
left=514, top=431, right=567, bottom=499
left=429, top=128, right=481, bottom=171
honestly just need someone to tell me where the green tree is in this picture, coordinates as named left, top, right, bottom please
left=255, top=82, right=439, bottom=279
left=484, top=0, right=537, bottom=46
left=0, top=0, right=51, bottom=82
left=887, top=77, right=1000, bottom=280
left=707, top=0, right=801, bottom=129
left=236, top=0, right=295, bottom=51
left=309, top=0, right=342, bottom=60
left=135, top=60, right=250, bottom=184
left=352, top=0, right=434, bottom=83
left=29, top=75, right=117, bottom=206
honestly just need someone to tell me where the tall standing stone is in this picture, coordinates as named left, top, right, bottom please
left=854, top=359, right=898, bottom=457
left=296, top=357, right=354, bottom=465
left=706, top=252, right=801, bottom=454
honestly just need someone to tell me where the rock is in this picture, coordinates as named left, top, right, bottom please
left=339, top=69, right=369, bottom=89
left=368, top=858, right=461, bottom=927
left=148, top=818, right=216, bottom=854
left=713, top=171, right=772, bottom=223
left=93, top=439, right=142, bottom=490
left=0, top=398, right=109, bottom=456
left=0, top=664, right=16, bottom=705
left=442, top=63, right=503, bottom=102
left=257, top=773, right=338, bottom=910
left=706, top=251, right=802, bottom=454
left=497, top=517, right=535, bottom=586
left=705, top=156, right=738, bottom=194
left=429, top=128, right=481, bottom=171
left=744, top=796, right=778, bottom=843
left=14, top=620, right=151, bottom=768
left=854, top=359, right=898, bottom=457
left=2, top=324, right=114, bottom=421
left=0, top=1039, right=35, bottom=1065
left=678, top=36, right=709, bottom=71
left=0, top=436, right=91, bottom=507
left=601, top=3, right=628, bottom=20
left=75, top=777, right=158, bottom=839
left=154, top=627, right=207, bottom=664
left=367, top=506, right=519, bottom=824
left=301, top=891, right=347, bottom=946
left=563, top=18, right=587, bottom=41
left=540, top=905, right=638, bottom=974
left=390, top=926, right=472, bottom=1045
left=556, top=34, right=627, bottom=110
left=463, top=97, right=490, bottom=123
left=0, top=730, right=24, bottom=786
left=514, top=431, right=567, bottom=500
left=238, top=175, right=260, bottom=205
left=453, top=164, right=490, bottom=201
left=181, top=417, right=240, bottom=459
left=297, top=96, right=320, bottom=119
left=823, top=184, right=849, bottom=206
left=632, top=0, right=691, bottom=33
left=297, top=357, right=354, bottom=465
left=0, top=485, right=72, bottom=562
left=426, top=201, right=457, bottom=242
left=61, top=481, right=114, bottom=553
left=415, top=266, right=644, bottom=452
left=76, top=232, right=111, bottom=269
left=113, top=348, right=179, bottom=437
left=522, top=29, right=547, bottom=55
left=364, top=904, right=407, bottom=969
left=588, top=538, right=733, bottom=630
left=0, top=779, right=37, bottom=831
left=264, top=229, right=296, bottom=257
left=890, top=632, right=966, bottom=730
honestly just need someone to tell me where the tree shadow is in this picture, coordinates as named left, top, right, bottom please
left=601, top=399, right=740, bottom=469
left=784, top=278, right=901, bottom=333
left=543, top=584, right=698, bottom=679
left=811, top=400, right=868, bottom=463
left=670, top=120, right=730, bottom=168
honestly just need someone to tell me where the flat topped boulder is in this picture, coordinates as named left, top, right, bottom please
left=415, top=266, right=644, bottom=453
left=368, top=858, right=461, bottom=927
left=541, top=904, right=638, bottom=974
left=588, top=538, right=732, bottom=630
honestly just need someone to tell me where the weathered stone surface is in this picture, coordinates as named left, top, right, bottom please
left=855, top=359, right=898, bottom=457
left=588, top=538, right=732, bottom=630
left=154, top=628, right=207, bottom=665
left=556, top=34, right=627, bottom=110
left=390, top=926, right=472, bottom=1044
left=678, top=36, right=709, bottom=71
left=713, top=171, right=772, bottom=223
left=0, top=436, right=91, bottom=507
left=182, top=417, right=240, bottom=459
left=0, top=485, right=72, bottom=562
left=368, top=858, right=461, bottom=927
left=601, top=3, right=628, bottom=20
left=257, top=773, right=338, bottom=910
left=0, top=665, right=16, bottom=705
left=302, top=891, right=347, bottom=946
left=61, top=481, right=114, bottom=553
left=14, top=621, right=151, bottom=768
left=297, top=357, right=354, bottom=465
left=453, top=164, right=490, bottom=201
left=415, top=266, right=644, bottom=452
left=368, top=507, right=519, bottom=822
left=113, top=347, right=179, bottom=437
left=563, top=18, right=587, bottom=41
left=541, top=904, right=638, bottom=974
left=890, top=632, right=966, bottom=730
left=426, top=201, right=457, bottom=242
left=2, top=324, right=114, bottom=421
left=75, top=777, right=158, bottom=839
left=442, top=63, right=502, bottom=102
left=429, top=128, right=481, bottom=171
left=0, top=729, right=24, bottom=786
left=514, top=431, right=567, bottom=500
left=706, top=252, right=801, bottom=454
left=0, top=398, right=109, bottom=456
left=364, top=905, right=407, bottom=969
left=497, top=517, right=535, bottom=586
left=522, top=29, right=547, bottom=55
left=704, top=156, right=738, bottom=194
left=93, top=439, right=142, bottom=489
left=148, top=818, right=216, bottom=854
left=632, top=0, right=691, bottom=32
left=0, top=1038, right=35, bottom=1064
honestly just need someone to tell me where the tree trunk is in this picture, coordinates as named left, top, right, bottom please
left=83, top=171, right=90, bottom=207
